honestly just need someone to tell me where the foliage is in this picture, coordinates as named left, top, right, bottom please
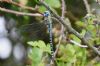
left=0, top=0, right=100, bottom=66
left=27, top=40, right=100, bottom=66
left=27, top=40, right=51, bottom=66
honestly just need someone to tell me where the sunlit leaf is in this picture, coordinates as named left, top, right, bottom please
left=37, top=40, right=46, bottom=48
left=70, top=34, right=81, bottom=43
left=30, top=47, right=43, bottom=66
left=39, top=6, right=46, bottom=13
left=44, top=44, right=51, bottom=53
left=86, top=25, right=95, bottom=31
left=27, top=41, right=38, bottom=47
left=27, top=40, right=51, bottom=53
left=65, top=44, right=75, bottom=56
left=45, top=0, right=61, bottom=8
left=80, top=29, right=86, bottom=37
left=76, top=21, right=86, bottom=28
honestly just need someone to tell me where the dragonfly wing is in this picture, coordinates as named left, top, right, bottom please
left=18, top=22, right=48, bottom=41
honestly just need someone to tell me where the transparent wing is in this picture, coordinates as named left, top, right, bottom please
left=18, top=21, right=49, bottom=41
left=19, top=22, right=47, bottom=33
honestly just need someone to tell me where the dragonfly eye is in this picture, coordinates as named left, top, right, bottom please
left=43, top=11, right=50, bottom=17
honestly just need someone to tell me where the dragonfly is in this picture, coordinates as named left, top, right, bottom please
left=19, top=11, right=55, bottom=62
left=43, top=11, right=55, bottom=63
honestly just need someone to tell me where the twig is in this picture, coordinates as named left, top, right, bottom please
left=11, top=1, right=36, bottom=11
left=39, top=1, right=100, bottom=56
left=53, top=0, right=66, bottom=59
left=69, top=40, right=88, bottom=48
left=0, top=0, right=36, bottom=11
left=0, top=7, right=42, bottom=16
left=53, top=26, right=64, bottom=59
left=61, top=0, right=66, bottom=18
left=83, top=0, right=91, bottom=14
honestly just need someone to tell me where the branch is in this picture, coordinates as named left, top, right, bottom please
left=53, top=0, right=67, bottom=59
left=0, top=0, right=36, bottom=11
left=39, top=1, right=100, bottom=56
left=83, top=0, right=91, bottom=14
left=61, top=0, right=66, bottom=18
left=53, top=25, right=64, bottom=59
left=69, top=40, right=88, bottom=48
left=0, top=7, right=42, bottom=16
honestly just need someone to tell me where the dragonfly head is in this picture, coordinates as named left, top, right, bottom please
left=43, top=11, right=50, bottom=17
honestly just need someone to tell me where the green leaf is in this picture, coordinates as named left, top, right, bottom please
left=44, top=44, right=51, bottom=53
left=76, top=21, right=86, bottom=28
left=80, top=29, right=86, bottom=37
left=45, top=0, right=61, bottom=8
left=65, top=44, right=75, bottom=56
left=37, top=40, right=46, bottom=48
left=29, top=47, right=43, bottom=66
left=27, top=41, right=38, bottom=47
left=58, top=44, right=76, bottom=62
left=27, top=41, right=35, bottom=46
left=27, top=40, right=51, bottom=53
left=70, top=34, right=81, bottom=43
left=39, top=6, right=46, bottom=13
left=86, top=25, right=95, bottom=31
